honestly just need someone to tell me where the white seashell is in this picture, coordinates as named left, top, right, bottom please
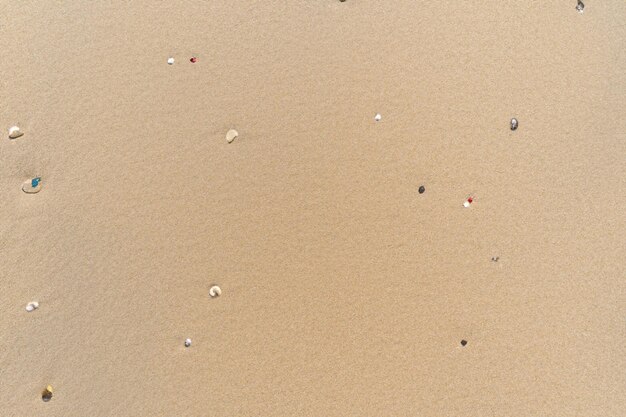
left=463, top=201, right=471, bottom=208
left=167, top=57, right=175, bottom=65
left=226, top=129, right=238, bottom=143
left=26, top=301, right=39, bottom=312
left=9, top=126, right=23, bottom=139
left=374, top=113, right=382, bottom=122
left=209, top=285, right=222, bottom=297
left=184, top=338, right=192, bottom=347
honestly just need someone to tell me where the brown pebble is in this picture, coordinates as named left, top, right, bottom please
left=42, top=385, right=53, bottom=402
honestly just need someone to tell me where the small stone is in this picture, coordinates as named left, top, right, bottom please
left=26, top=301, right=39, bottom=312
left=22, top=177, right=42, bottom=194
left=190, top=57, right=197, bottom=63
left=510, top=118, right=518, bottom=131
left=209, top=285, right=222, bottom=298
left=491, top=256, right=499, bottom=262
left=374, top=113, right=382, bottom=122
left=184, top=338, right=192, bottom=347
left=463, top=197, right=473, bottom=208
left=42, top=385, right=53, bottom=402
left=167, top=57, right=175, bottom=65
left=576, top=0, right=584, bottom=13
left=460, top=340, right=468, bottom=347
left=226, top=129, right=238, bottom=143
left=418, top=185, right=425, bottom=194
left=8, top=126, right=23, bottom=139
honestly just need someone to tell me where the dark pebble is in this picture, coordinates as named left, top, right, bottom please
left=460, top=340, right=468, bottom=347
left=418, top=185, right=425, bottom=194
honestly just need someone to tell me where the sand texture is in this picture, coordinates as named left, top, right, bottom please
left=1, top=1, right=625, bottom=416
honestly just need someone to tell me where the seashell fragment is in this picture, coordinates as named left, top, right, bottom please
left=9, top=126, right=23, bottom=139
left=26, top=301, right=39, bottom=312
left=209, top=285, right=222, bottom=298
left=226, top=129, right=238, bottom=143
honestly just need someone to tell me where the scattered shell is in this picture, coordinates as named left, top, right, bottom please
left=463, top=197, right=473, bottom=208
left=510, top=118, right=518, bottom=131
left=491, top=256, right=499, bottom=262
left=190, top=57, right=197, bottom=63
left=42, top=385, right=53, bottom=402
left=184, top=338, right=192, bottom=347
left=226, top=129, right=238, bottom=143
left=8, top=126, right=23, bottom=139
left=209, top=285, right=222, bottom=298
left=374, top=113, right=382, bottom=122
left=576, top=0, right=584, bottom=13
left=167, top=57, right=175, bottom=65
left=418, top=185, right=425, bottom=194
left=25, top=301, right=39, bottom=312
left=22, top=177, right=42, bottom=194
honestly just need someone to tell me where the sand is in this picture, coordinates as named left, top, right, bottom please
left=1, top=1, right=625, bottom=416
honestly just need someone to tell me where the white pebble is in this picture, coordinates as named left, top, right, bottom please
left=184, top=338, right=192, bottom=347
left=463, top=201, right=471, bottom=208
left=209, top=285, right=222, bottom=298
left=226, top=129, right=238, bottom=143
left=25, top=301, right=39, bottom=312
left=374, top=113, right=382, bottom=122
left=167, top=57, right=175, bottom=65
left=8, top=126, right=23, bottom=139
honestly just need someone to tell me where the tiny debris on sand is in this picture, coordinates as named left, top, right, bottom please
left=226, top=129, right=238, bottom=143
left=8, top=126, right=23, bottom=139
left=209, top=285, right=222, bottom=297
left=25, top=301, right=39, bottom=312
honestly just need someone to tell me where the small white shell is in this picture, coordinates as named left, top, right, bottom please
left=209, top=285, right=222, bottom=298
left=167, top=57, right=175, bottom=65
left=9, top=126, right=23, bottom=139
left=463, top=201, right=471, bottom=208
left=26, top=301, right=39, bottom=312
left=226, top=129, right=238, bottom=143
left=184, top=338, right=192, bottom=347
left=374, top=113, right=382, bottom=122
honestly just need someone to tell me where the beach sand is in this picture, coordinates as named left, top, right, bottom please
left=1, top=1, right=625, bottom=415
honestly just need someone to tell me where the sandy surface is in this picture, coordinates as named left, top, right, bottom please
left=1, top=1, right=625, bottom=416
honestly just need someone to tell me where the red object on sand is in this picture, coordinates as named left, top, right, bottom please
left=190, top=57, right=197, bottom=63
left=467, top=197, right=473, bottom=203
